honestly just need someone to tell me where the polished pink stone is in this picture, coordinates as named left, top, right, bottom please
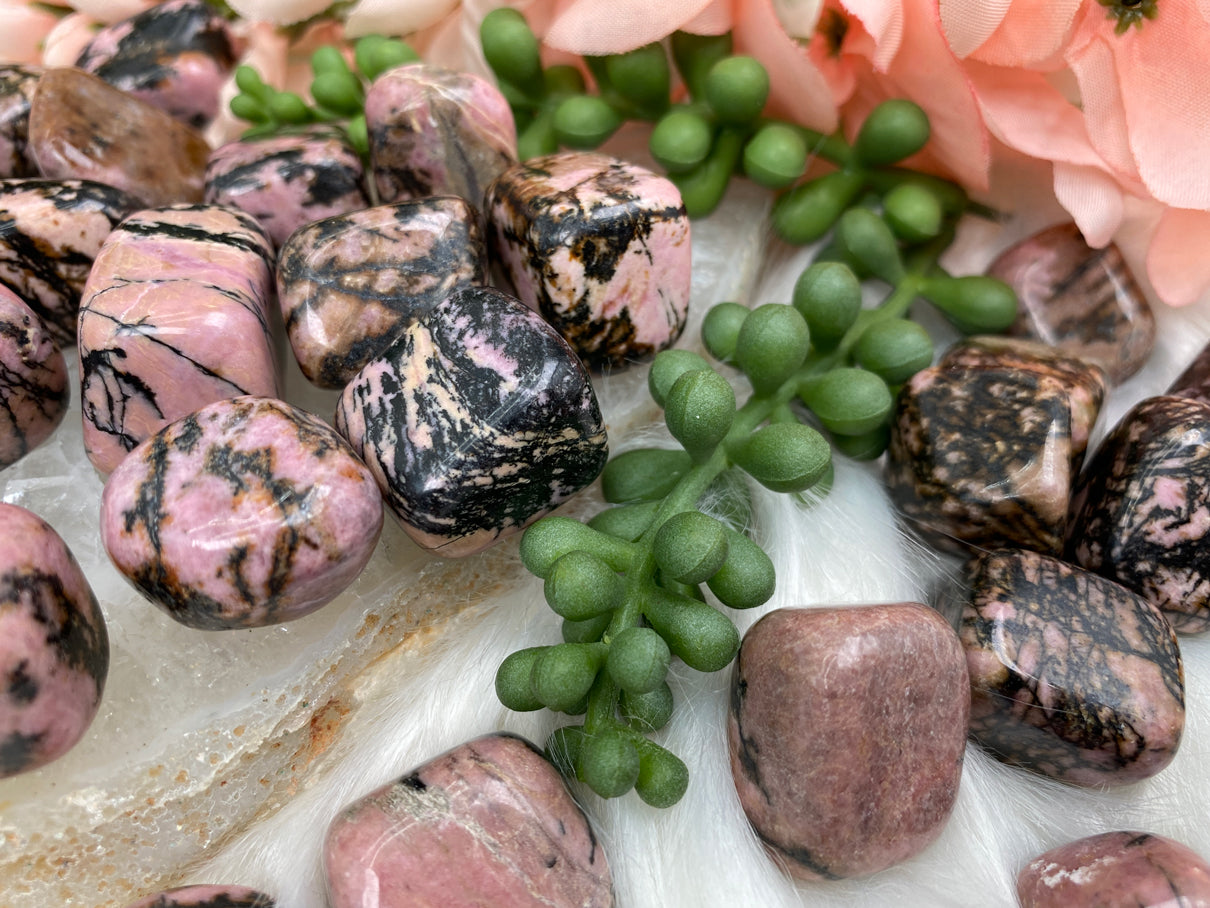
left=0, top=502, right=108, bottom=778
left=124, top=884, right=275, bottom=907
left=728, top=604, right=969, bottom=880
left=488, top=152, right=691, bottom=369
left=0, top=65, right=41, bottom=179
left=1017, top=831, right=1210, bottom=908
left=101, top=396, right=383, bottom=630
left=324, top=734, right=613, bottom=908
left=78, top=204, right=278, bottom=475
left=0, top=285, right=68, bottom=470
left=988, top=222, right=1155, bottom=383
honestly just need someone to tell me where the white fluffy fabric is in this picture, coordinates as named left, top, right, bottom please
left=185, top=173, right=1210, bottom=907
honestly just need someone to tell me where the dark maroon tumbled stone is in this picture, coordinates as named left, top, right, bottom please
left=728, top=604, right=969, bottom=880
left=961, top=549, right=1184, bottom=786
left=1017, top=831, right=1210, bottom=907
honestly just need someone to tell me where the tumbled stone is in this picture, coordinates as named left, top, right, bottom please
left=0, top=285, right=68, bottom=470
left=335, top=285, right=607, bottom=557
left=1017, top=831, right=1210, bottom=908
left=0, top=178, right=139, bottom=344
left=1069, top=395, right=1210, bottom=634
left=277, top=197, right=485, bottom=388
left=324, top=733, right=613, bottom=908
left=28, top=68, right=209, bottom=208
left=488, top=152, right=691, bottom=369
left=886, top=365, right=1077, bottom=554
left=0, top=501, right=108, bottom=778
left=78, top=204, right=278, bottom=475
left=0, top=65, right=41, bottom=179
left=728, top=604, right=969, bottom=880
left=101, top=396, right=383, bottom=630
left=988, top=222, right=1155, bottom=383
left=125, top=885, right=276, bottom=907
left=366, top=63, right=516, bottom=205
left=205, top=127, right=371, bottom=250
left=961, top=548, right=1184, bottom=786
left=75, top=0, right=237, bottom=130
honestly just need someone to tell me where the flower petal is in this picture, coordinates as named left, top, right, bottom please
left=0, top=7, right=57, bottom=64
left=41, top=12, right=98, bottom=67
left=344, top=0, right=462, bottom=38
left=63, top=0, right=156, bottom=25
left=1053, top=161, right=1124, bottom=247
left=967, top=0, right=1080, bottom=68
left=1065, top=9, right=1139, bottom=183
left=1147, top=208, right=1210, bottom=307
left=225, top=0, right=333, bottom=27
left=939, top=0, right=1012, bottom=58
left=772, top=0, right=824, bottom=39
left=543, top=0, right=717, bottom=54
left=842, top=0, right=904, bottom=69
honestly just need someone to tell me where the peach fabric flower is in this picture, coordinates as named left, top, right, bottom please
left=0, top=0, right=61, bottom=64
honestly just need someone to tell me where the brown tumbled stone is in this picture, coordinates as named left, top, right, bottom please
left=728, top=604, right=969, bottom=880
left=27, top=68, right=208, bottom=208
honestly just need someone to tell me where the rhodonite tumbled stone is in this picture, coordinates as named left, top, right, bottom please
left=205, top=127, right=371, bottom=250
left=28, top=68, right=209, bottom=208
left=125, top=885, right=276, bottom=907
left=1017, top=831, right=1210, bottom=907
left=728, top=604, right=969, bottom=880
left=988, top=222, right=1155, bottom=383
left=1166, top=338, right=1210, bottom=406
left=101, top=396, right=384, bottom=630
left=0, top=65, right=41, bottom=179
left=78, top=204, right=278, bottom=475
left=961, top=549, right=1184, bottom=786
left=324, top=734, right=613, bottom=908
left=365, top=63, right=516, bottom=205
left=1069, top=395, right=1210, bottom=634
left=0, top=178, right=139, bottom=344
left=0, top=285, right=68, bottom=470
left=0, top=502, right=108, bottom=778
left=336, top=286, right=607, bottom=557
left=74, top=0, right=237, bottom=130
left=488, top=152, right=691, bottom=368
left=277, top=197, right=485, bottom=388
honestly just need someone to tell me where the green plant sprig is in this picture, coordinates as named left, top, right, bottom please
left=227, top=34, right=418, bottom=156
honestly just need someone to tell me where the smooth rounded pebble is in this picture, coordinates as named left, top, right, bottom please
left=0, top=284, right=68, bottom=471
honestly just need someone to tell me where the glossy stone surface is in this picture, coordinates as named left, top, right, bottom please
left=335, top=285, right=607, bottom=557
left=28, top=68, right=209, bottom=208
left=988, top=222, right=1155, bottom=383
left=1069, top=395, right=1210, bottom=634
left=0, top=285, right=68, bottom=470
left=278, top=197, right=485, bottom=388
left=124, top=885, right=276, bottom=907
left=205, top=127, right=370, bottom=250
left=0, top=65, right=41, bottom=179
left=1166, top=339, right=1210, bottom=407
left=961, top=548, right=1184, bottom=786
left=75, top=0, right=237, bottom=130
left=366, top=63, right=515, bottom=205
left=0, top=178, right=139, bottom=344
left=1017, top=831, right=1210, bottom=908
left=79, top=204, right=278, bottom=475
left=728, top=604, right=969, bottom=880
left=101, top=396, right=384, bottom=630
left=0, top=502, right=108, bottom=778
left=488, top=152, right=691, bottom=369
left=324, top=733, right=613, bottom=908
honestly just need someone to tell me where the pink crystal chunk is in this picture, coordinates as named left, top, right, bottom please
left=488, top=151, right=691, bottom=368
left=324, top=733, right=613, bottom=908
left=101, top=396, right=384, bottom=630
left=0, top=285, right=68, bottom=470
left=124, top=884, right=275, bottom=907
left=1017, top=831, right=1210, bottom=908
left=0, top=502, right=108, bottom=778
left=728, top=604, right=969, bottom=880
left=78, top=204, right=279, bottom=475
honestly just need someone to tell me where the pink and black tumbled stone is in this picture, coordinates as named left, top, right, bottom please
left=1069, top=395, right=1210, bottom=634
left=488, top=152, right=691, bottom=369
left=365, top=63, right=516, bottom=206
left=1166, top=338, right=1210, bottom=406
left=728, top=604, right=969, bottom=880
left=0, top=502, right=108, bottom=778
left=78, top=204, right=279, bottom=475
left=74, top=0, right=237, bottom=130
left=0, top=65, right=41, bottom=179
left=205, top=127, right=371, bottom=251
left=124, top=885, right=276, bottom=908
left=324, top=733, right=613, bottom=908
left=0, top=285, right=68, bottom=470
left=335, top=285, right=607, bottom=557
left=960, top=549, right=1184, bottom=787
left=277, top=197, right=486, bottom=389
left=1017, top=831, right=1210, bottom=907
left=987, top=222, right=1155, bottom=384
left=0, top=178, right=139, bottom=344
